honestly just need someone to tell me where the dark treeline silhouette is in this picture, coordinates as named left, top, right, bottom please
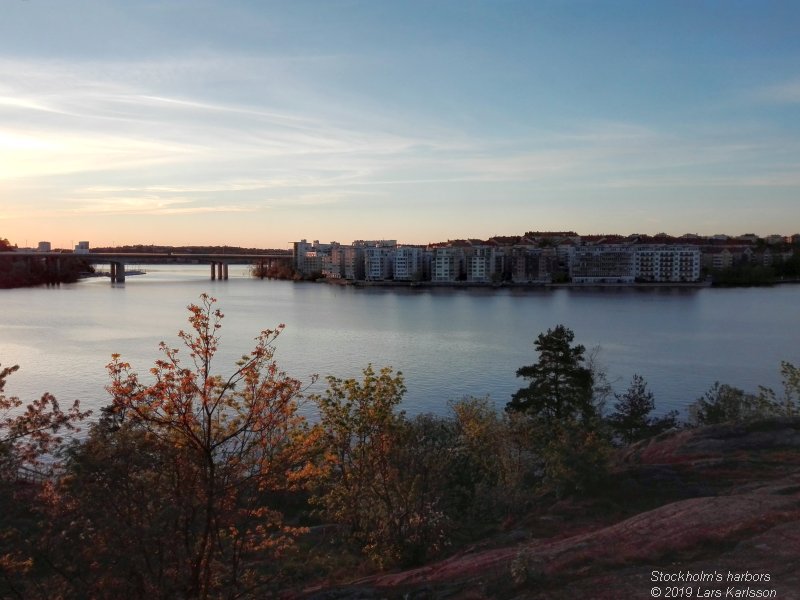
left=0, top=254, right=91, bottom=289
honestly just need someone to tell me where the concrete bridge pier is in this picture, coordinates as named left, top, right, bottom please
left=46, top=256, right=61, bottom=276
left=210, top=261, right=228, bottom=280
left=110, top=261, right=125, bottom=283
left=43, top=257, right=61, bottom=285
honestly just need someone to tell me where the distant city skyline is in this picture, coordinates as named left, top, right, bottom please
left=10, top=228, right=799, bottom=252
left=2, top=1, right=799, bottom=249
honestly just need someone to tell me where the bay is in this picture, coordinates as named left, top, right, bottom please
left=1, top=264, right=798, bottom=421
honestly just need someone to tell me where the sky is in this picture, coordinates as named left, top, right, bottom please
left=1, top=0, right=799, bottom=249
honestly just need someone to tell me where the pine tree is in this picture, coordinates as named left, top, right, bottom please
left=506, top=325, right=594, bottom=422
left=609, top=374, right=678, bottom=443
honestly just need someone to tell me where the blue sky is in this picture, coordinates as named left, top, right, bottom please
left=1, top=0, right=799, bottom=248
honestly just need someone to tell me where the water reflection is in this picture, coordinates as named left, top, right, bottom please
left=0, top=265, right=796, bottom=421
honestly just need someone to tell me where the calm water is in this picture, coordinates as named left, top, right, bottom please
left=1, top=265, right=798, bottom=421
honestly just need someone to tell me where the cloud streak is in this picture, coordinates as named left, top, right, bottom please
left=755, top=79, right=800, bottom=104
left=65, top=196, right=257, bottom=216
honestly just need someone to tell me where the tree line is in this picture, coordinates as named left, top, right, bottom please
left=1, top=296, right=797, bottom=598
left=0, top=239, right=90, bottom=288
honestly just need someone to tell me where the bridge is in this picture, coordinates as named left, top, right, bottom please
left=8, top=251, right=293, bottom=283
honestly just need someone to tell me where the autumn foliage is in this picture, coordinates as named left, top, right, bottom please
left=0, top=363, right=88, bottom=475
left=1, top=295, right=322, bottom=599
left=99, top=294, right=319, bottom=598
left=5, top=302, right=772, bottom=598
left=0, top=363, right=89, bottom=596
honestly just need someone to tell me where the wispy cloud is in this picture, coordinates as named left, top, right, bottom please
left=754, top=79, right=800, bottom=104
left=0, top=56, right=459, bottom=187
left=0, top=127, right=200, bottom=180
left=2, top=53, right=799, bottom=233
left=0, top=95, right=60, bottom=114
left=64, top=196, right=257, bottom=216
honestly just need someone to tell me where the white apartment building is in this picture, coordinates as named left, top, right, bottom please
left=634, top=245, right=701, bottom=282
left=431, top=247, right=463, bottom=282
left=293, top=239, right=334, bottom=276
left=361, top=241, right=396, bottom=281
left=571, top=244, right=701, bottom=284
left=393, top=246, right=423, bottom=281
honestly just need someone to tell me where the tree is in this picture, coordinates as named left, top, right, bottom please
left=506, top=325, right=594, bottom=422
left=607, top=374, right=678, bottom=445
left=104, top=294, right=317, bottom=598
left=505, top=326, right=613, bottom=497
left=688, top=382, right=777, bottom=426
left=382, top=413, right=454, bottom=566
left=0, top=363, right=88, bottom=597
left=757, top=361, right=800, bottom=417
left=36, top=420, right=191, bottom=599
left=311, top=365, right=405, bottom=563
left=0, top=363, right=88, bottom=479
left=449, top=397, right=506, bottom=498
left=447, top=397, right=539, bottom=518
left=311, top=366, right=450, bottom=567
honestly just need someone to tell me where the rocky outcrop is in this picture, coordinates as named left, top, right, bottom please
left=301, top=419, right=800, bottom=599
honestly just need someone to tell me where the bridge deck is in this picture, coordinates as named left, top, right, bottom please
left=9, top=252, right=291, bottom=261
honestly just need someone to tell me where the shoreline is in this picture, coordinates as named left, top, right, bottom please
left=328, top=279, right=716, bottom=290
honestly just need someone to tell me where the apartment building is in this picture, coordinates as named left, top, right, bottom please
left=364, top=246, right=394, bottom=281
left=570, top=245, right=635, bottom=283
left=393, top=246, right=424, bottom=281
left=430, top=247, right=464, bottom=282
left=322, top=243, right=344, bottom=279
left=293, top=239, right=335, bottom=275
left=465, top=245, right=495, bottom=282
left=290, top=233, right=785, bottom=285
left=510, top=246, right=558, bottom=283
left=342, top=245, right=365, bottom=280
left=355, top=240, right=395, bottom=281
left=634, top=245, right=701, bottom=282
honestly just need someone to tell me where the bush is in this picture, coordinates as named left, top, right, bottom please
left=312, top=366, right=452, bottom=567
left=688, top=382, right=779, bottom=426
left=538, top=418, right=611, bottom=497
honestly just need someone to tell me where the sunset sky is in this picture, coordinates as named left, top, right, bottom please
left=1, top=1, right=799, bottom=249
